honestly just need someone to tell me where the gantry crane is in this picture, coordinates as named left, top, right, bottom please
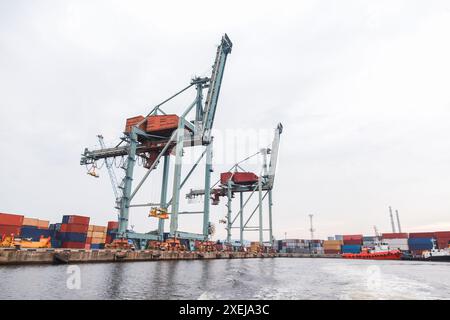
left=80, top=34, right=232, bottom=249
left=186, top=123, right=283, bottom=247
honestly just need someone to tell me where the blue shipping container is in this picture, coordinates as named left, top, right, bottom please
left=20, top=226, right=52, bottom=241
left=56, top=232, right=87, bottom=243
left=408, top=238, right=433, bottom=249
left=51, top=239, right=62, bottom=248
left=90, top=243, right=104, bottom=250
left=341, top=245, right=361, bottom=253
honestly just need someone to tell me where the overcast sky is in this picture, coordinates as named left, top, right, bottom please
left=1, top=0, right=450, bottom=241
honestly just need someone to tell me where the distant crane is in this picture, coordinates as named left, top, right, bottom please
left=389, top=206, right=396, bottom=233
left=309, top=214, right=315, bottom=240
left=395, top=209, right=402, bottom=233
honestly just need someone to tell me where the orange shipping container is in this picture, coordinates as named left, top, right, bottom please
left=23, top=218, right=39, bottom=227
left=124, top=115, right=146, bottom=133
left=91, top=237, right=106, bottom=244
left=93, top=225, right=107, bottom=233
left=145, top=115, right=179, bottom=133
left=37, top=220, right=49, bottom=229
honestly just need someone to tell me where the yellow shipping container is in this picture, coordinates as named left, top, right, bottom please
left=88, top=225, right=95, bottom=231
left=23, top=218, right=39, bottom=227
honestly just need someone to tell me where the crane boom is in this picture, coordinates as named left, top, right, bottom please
left=202, top=34, right=233, bottom=143
left=97, top=135, right=121, bottom=202
left=266, top=123, right=283, bottom=189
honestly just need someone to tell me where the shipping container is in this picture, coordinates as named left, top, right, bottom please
left=434, top=231, right=450, bottom=238
left=146, top=114, right=179, bottom=133
left=20, top=226, right=52, bottom=241
left=0, top=225, right=21, bottom=236
left=0, top=213, right=24, bottom=226
left=408, top=238, right=433, bottom=250
left=220, top=172, right=259, bottom=185
left=362, top=236, right=376, bottom=241
left=107, top=221, right=119, bottom=230
left=90, top=243, right=105, bottom=250
left=409, top=232, right=435, bottom=239
left=382, top=232, right=408, bottom=239
left=92, top=225, right=107, bottom=233
left=61, top=242, right=85, bottom=249
left=57, top=232, right=87, bottom=243
left=124, top=115, right=146, bottom=133
left=51, top=239, right=61, bottom=248
left=343, top=234, right=363, bottom=241
left=22, top=218, right=39, bottom=227
left=335, top=235, right=343, bottom=241
left=324, top=249, right=341, bottom=254
left=62, top=215, right=90, bottom=226
left=60, top=223, right=89, bottom=233
left=343, top=239, right=362, bottom=245
left=341, top=245, right=361, bottom=253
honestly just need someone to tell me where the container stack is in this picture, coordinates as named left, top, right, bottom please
left=277, top=239, right=314, bottom=253
left=106, top=221, right=118, bottom=244
left=323, top=240, right=343, bottom=254
left=434, top=231, right=450, bottom=249
left=0, top=213, right=23, bottom=237
left=408, top=232, right=434, bottom=256
left=57, top=215, right=90, bottom=249
left=49, top=223, right=62, bottom=248
left=86, top=225, right=107, bottom=249
left=20, top=217, right=51, bottom=240
left=342, top=235, right=363, bottom=253
left=382, top=233, right=409, bottom=252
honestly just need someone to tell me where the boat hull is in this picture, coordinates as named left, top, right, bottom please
left=342, top=251, right=402, bottom=260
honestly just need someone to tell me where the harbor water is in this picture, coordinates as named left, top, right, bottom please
left=0, top=258, right=448, bottom=300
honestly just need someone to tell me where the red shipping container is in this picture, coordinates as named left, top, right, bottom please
left=437, top=239, right=450, bottom=249
left=107, top=221, right=119, bottom=230
left=220, top=172, right=259, bottom=185
left=64, top=215, right=90, bottom=226
left=0, top=213, right=24, bottom=226
left=434, top=231, right=450, bottom=238
left=85, top=244, right=91, bottom=250
left=343, top=235, right=363, bottom=241
left=60, top=223, right=89, bottom=233
left=145, top=114, right=179, bottom=133
left=61, top=242, right=85, bottom=249
left=233, top=172, right=259, bottom=185
left=124, top=115, right=146, bottom=133
left=409, top=232, right=435, bottom=239
left=324, top=249, right=341, bottom=254
left=0, top=225, right=21, bottom=236
left=343, top=239, right=362, bottom=245
left=382, top=233, right=409, bottom=239
left=106, top=235, right=112, bottom=244
left=86, top=237, right=92, bottom=244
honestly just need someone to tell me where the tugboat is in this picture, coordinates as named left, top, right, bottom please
left=342, top=243, right=402, bottom=260
left=422, top=240, right=450, bottom=262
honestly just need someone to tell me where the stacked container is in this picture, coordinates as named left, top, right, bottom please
left=20, top=217, right=51, bottom=241
left=381, top=233, right=409, bottom=252
left=87, top=225, right=107, bottom=249
left=434, top=231, right=450, bottom=249
left=323, top=240, right=343, bottom=254
left=57, top=215, right=90, bottom=249
left=49, top=223, right=62, bottom=248
left=0, top=213, right=23, bottom=236
left=106, top=221, right=118, bottom=244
